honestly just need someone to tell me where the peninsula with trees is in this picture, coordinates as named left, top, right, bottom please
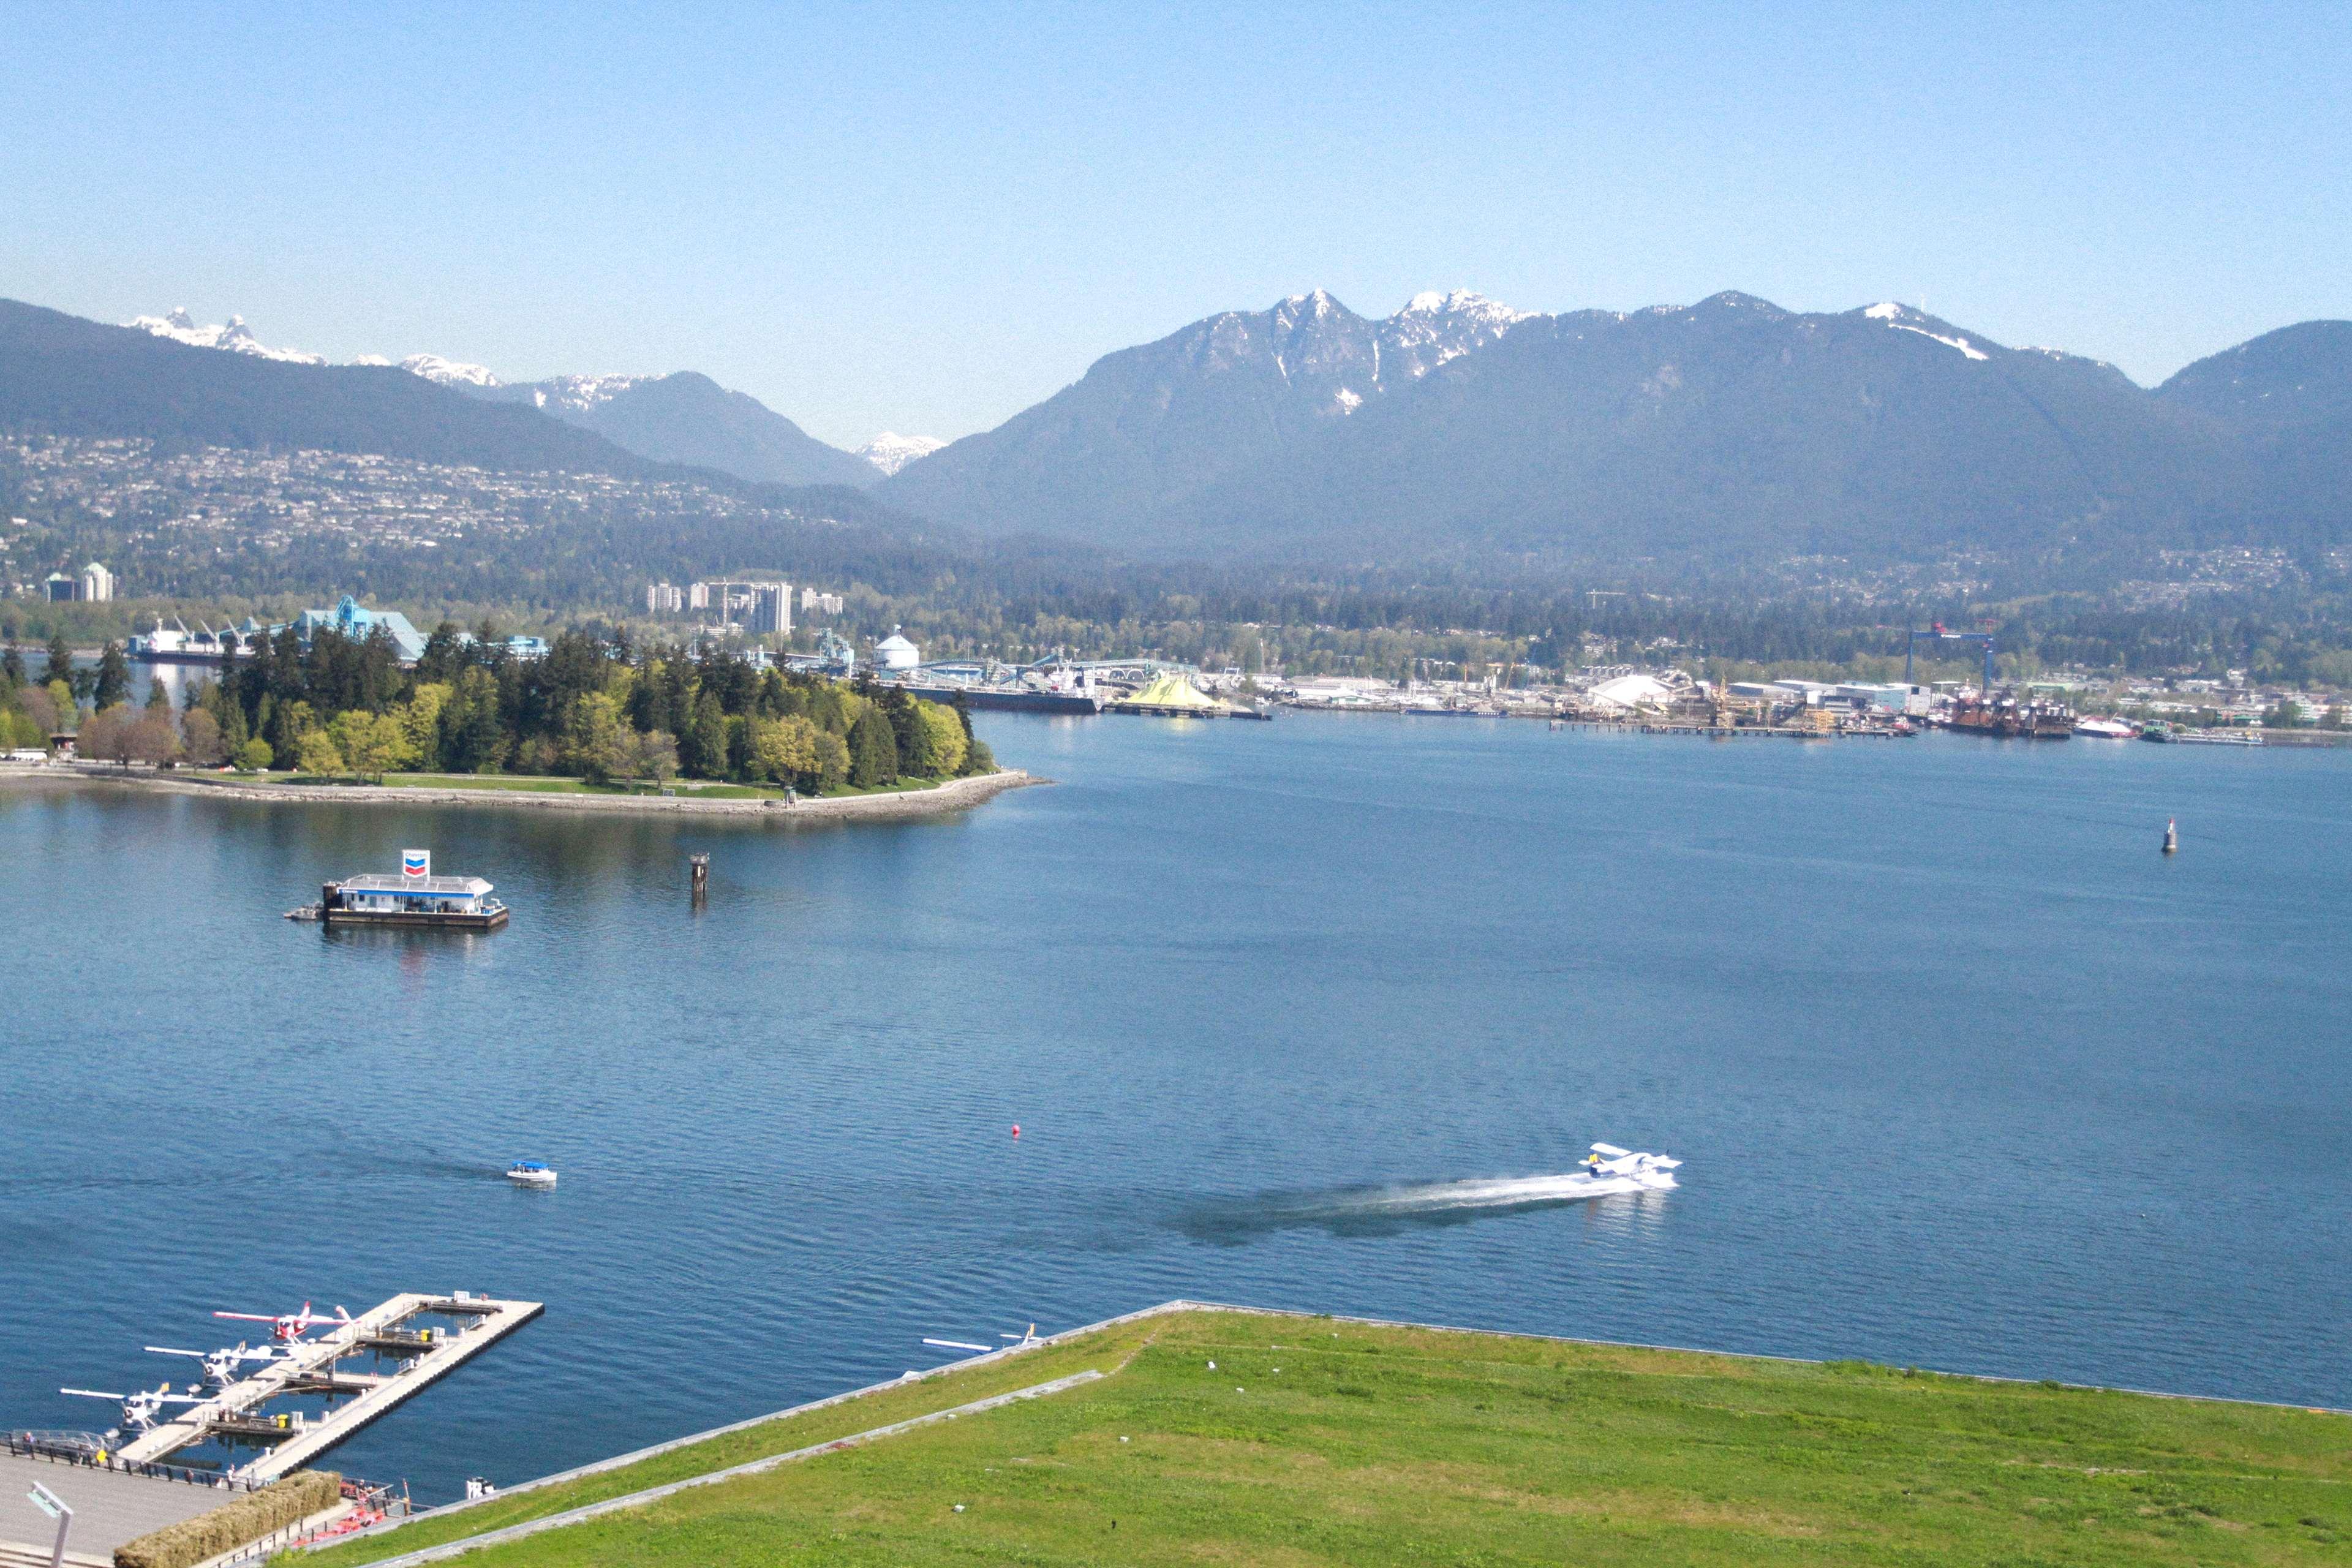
left=2, top=621, right=1019, bottom=816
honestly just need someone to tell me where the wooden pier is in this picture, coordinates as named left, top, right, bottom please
left=115, top=1293, right=541, bottom=1483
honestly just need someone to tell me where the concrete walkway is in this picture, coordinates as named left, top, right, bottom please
left=0, top=1452, right=230, bottom=1559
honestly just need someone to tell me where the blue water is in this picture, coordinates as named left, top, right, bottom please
left=2, top=714, right=2347, bottom=1499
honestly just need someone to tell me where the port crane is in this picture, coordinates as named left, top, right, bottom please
left=1905, top=623, right=1997, bottom=690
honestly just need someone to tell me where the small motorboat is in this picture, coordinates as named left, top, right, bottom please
left=505, top=1161, right=557, bottom=1188
left=2075, top=717, right=2136, bottom=740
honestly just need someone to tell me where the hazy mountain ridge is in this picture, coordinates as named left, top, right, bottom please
left=459, top=372, right=880, bottom=488
left=885, top=288, right=2351, bottom=568
left=123, top=307, right=876, bottom=489
left=9, top=298, right=652, bottom=476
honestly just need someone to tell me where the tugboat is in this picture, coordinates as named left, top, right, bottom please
left=304, top=850, right=509, bottom=930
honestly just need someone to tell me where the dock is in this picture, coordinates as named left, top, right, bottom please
left=115, top=1292, right=541, bottom=1483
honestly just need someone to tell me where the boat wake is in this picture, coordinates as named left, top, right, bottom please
left=1172, top=1169, right=1667, bottom=1245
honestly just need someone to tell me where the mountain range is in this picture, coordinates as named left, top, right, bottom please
left=14, top=290, right=2351, bottom=581
left=880, top=288, right=2350, bottom=569
left=123, top=310, right=905, bottom=488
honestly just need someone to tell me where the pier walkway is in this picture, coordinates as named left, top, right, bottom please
left=116, top=1293, right=542, bottom=1483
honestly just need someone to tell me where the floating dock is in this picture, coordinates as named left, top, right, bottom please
left=115, top=1293, right=541, bottom=1483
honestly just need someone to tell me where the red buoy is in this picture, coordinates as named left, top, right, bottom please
left=1011, top=1124, right=1022, bottom=1139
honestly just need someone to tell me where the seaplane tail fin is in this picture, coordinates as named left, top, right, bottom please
left=1589, top=1142, right=1633, bottom=1158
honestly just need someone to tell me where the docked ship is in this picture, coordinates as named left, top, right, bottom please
left=309, top=850, right=509, bottom=930
left=1939, top=690, right=2076, bottom=738
left=127, top=615, right=251, bottom=665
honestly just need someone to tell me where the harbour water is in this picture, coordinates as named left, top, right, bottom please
left=2, top=713, right=2346, bottom=1499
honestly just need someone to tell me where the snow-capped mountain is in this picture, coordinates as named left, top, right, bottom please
left=1376, top=290, right=1534, bottom=382
left=124, top=307, right=326, bottom=365
left=515, top=373, right=647, bottom=415
left=396, top=353, right=500, bottom=388
left=880, top=287, right=1544, bottom=528
left=857, top=432, right=945, bottom=477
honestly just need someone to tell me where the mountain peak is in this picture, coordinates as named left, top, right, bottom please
left=858, top=432, right=946, bottom=477
left=399, top=353, right=500, bottom=388
left=1395, top=289, right=1531, bottom=326
left=124, top=307, right=326, bottom=365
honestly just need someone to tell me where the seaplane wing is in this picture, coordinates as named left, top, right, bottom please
left=1589, top=1142, right=1633, bottom=1158
left=922, top=1338, right=994, bottom=1352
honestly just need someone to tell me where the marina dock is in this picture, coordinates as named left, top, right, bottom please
left=115, top=1292, right=541, bottom=1483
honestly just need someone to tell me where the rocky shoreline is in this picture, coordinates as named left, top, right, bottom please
left=7, top=764, right=1046, bottom=820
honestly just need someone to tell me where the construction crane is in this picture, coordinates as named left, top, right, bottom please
left=1906, top=623, right=1996, bottom=690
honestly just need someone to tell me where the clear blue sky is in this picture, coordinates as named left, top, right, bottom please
left=2, top=1, right=2345, bottom=447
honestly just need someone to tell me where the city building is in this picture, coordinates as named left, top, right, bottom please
left=693, top=579, right=791, bottom=636
left=646, top=581, right=685, bottom=614
left=78, top=562, right=116, bottom=601
left=45, top=571, right=75, bottom=601
left=799, top=587, right=844, bottom=616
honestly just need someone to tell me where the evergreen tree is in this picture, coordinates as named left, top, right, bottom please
left=2, top=643, right=23, bottom=687
left=848, top=708, right=899, bottom=788
left=94, top=641, right=130, bottom=710
left=684, top=692, right=729, bottom=779
left=44, top=632, right=72, bottom=687
left=145, top=676, right=171, bottom=710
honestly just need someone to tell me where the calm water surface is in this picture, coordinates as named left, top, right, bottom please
left=2, top=714, right=2346, bottom=1499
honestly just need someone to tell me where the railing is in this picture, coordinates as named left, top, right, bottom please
left=3, top=1431, right=263, bottom=1491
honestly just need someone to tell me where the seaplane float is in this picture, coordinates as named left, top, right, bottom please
left=1574, top=1143, right=1683, bottom=1194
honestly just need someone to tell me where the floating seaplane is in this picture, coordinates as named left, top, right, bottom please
left=143, top=1340, right=294, bottom=1390
left=1576, top=1143, right=1684, bottom=1193
left=58, top=1381, right=212, bottom=1436
left=214, top=1300, right=352, bottom=1343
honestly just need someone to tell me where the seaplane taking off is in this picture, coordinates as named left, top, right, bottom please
left=59, top=1381, right=211, bottom=1436
left=1577, top=1144, right=1683, bottom=1193
left=214, top=1301, right=352, bottom=1343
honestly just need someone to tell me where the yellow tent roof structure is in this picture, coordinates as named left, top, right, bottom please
left=1122, top=671, right=1229, bottom=712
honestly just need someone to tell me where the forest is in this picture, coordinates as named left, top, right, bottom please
left=0, top=624, right=995, bottom=794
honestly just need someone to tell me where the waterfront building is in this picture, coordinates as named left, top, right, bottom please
left=44, top=571, right=75, bottom=601
left=288, top=595, right=429, bottom=662
left=78, top=561, right=116, bottom=601
left=875, top=629, right=921, bottom=671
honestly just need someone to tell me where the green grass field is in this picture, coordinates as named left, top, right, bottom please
left=297, top=1307, right=2348, bottom=1567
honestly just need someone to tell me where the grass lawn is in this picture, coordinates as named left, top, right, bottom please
left=296, top=1307, right=2348, bottom=1567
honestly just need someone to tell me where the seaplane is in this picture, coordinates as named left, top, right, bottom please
left=921, top=1323, right=1042, bottom=1355
left=59, top=1381, right=212, bottom=1436
left=1576, top=1143, right=1684, bottom=1193
left=143, top=1340, right=293, bottom=1390
left=214, top=1301, right=353, bottom=1343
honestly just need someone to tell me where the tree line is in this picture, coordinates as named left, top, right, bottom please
left=7, top=622, right=996, bottom=791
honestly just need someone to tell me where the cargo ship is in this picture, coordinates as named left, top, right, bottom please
left=300, top=850, right=509, bottom=930
left=1939, top=690, right=2075, bottom=738
left=127, top=615, right=249, bottom=665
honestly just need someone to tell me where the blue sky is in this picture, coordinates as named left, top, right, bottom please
left=2, top=1, right=2345, bottom=447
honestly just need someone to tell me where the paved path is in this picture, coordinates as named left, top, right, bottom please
left=0, top=1452, right=228, bottom=1558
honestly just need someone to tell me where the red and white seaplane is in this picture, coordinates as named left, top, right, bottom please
left=213, top=1301, right=353, bottom=1344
